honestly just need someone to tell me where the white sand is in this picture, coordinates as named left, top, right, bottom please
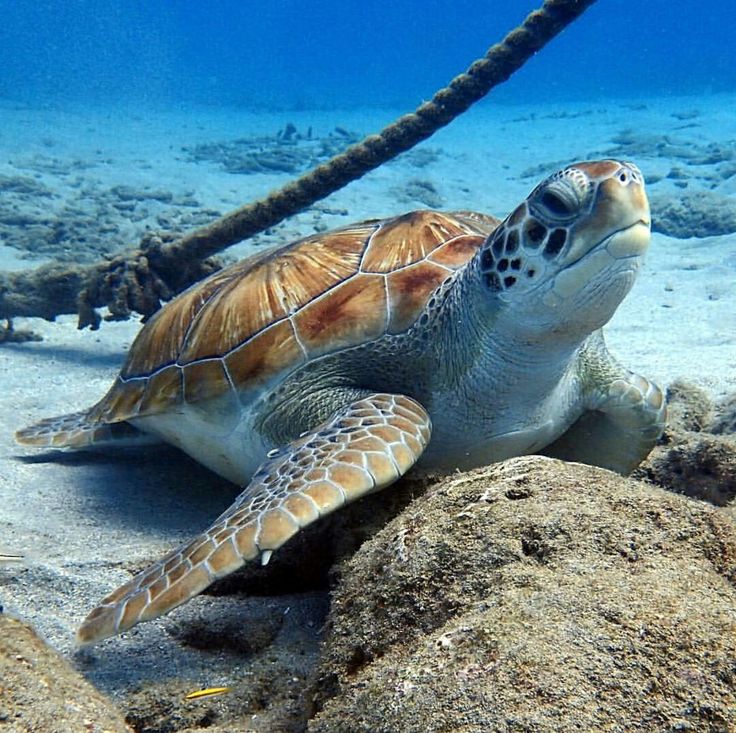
left=0, top=94, right=734, bottom=693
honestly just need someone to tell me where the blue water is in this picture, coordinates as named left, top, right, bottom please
left=1, top=0, right=734, bottom=110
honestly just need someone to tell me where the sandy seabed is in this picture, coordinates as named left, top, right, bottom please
left=0, top=93, right=734, bottom=704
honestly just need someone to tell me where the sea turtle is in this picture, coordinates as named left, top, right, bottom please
left=16, top=159, right=666, bottom=645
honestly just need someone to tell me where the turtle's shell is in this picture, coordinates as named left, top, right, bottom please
left=92, top=210, right=498, bottom=424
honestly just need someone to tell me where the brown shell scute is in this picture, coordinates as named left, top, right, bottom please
left=362, top=211, right=480, bottom=272
left=96, top=210, right=498, bottom=423
left=224, top=320, right=306, bottom=390
left=178, top=227, right=370, bottom=365
left=428, top=234, right=485, bottom=268
left=387, top=262, right=452, bottom=333
left=293, top=273, right=388, bottom=355
left=183, top=360, right=232, bottom=404
left=122, top=264, right=250, bottom=377
left=119, top=225, right=372, bottom=381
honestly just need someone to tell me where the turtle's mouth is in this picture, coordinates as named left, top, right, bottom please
left=600, top=219, right=651, bottom=260
left=550, top=219, right=649, bottom=300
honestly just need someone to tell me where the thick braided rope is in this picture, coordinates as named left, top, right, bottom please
left=162, top=0, right=598, bottom=263
left=0, top=0, right=597, bottom=327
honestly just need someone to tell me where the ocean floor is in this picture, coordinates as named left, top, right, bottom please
left=0, top=93, right=734, bottom=725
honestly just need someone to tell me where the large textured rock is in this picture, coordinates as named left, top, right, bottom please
left=712, top=393, right=736, bottom=436
left=309, top=457, right=736, bottom=733
left=650, top=189, right=736, bottom=237
left=0, top=614, right=131, bottom=732
left=637, top=381, right=736, bottom=508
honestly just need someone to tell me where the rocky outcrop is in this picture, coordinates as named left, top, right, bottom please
left=0, top=614, right=131, bottom=732
left=637, top=381, right=736, bottom=508
left=650, top=190, right=736, bottom=238
left=308, top=456, right=736, bottom=733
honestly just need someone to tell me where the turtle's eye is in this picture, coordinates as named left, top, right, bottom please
left=535, top=182, right=580, bottom=223
left=541, top=190, right=573, bottom=217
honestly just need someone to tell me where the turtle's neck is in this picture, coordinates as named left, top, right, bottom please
left=415, top=256, right=590, bottom=470
left=435, top=254, right=589, bottom=389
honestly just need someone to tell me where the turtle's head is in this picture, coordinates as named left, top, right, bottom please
left=477, top=160, right=650, bottom=337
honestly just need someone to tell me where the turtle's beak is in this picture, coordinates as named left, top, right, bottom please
left=561, top=163, right=650, bottom=267
left=604, top=218, right=651, bottom=259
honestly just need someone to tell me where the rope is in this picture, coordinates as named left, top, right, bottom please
left=0, top=0, right=597, bottom=328
left=164, top=0, right=598, bottom=262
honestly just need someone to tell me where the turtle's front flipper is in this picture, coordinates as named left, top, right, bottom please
left=77, top=393, right=431, bottom=645
left=542, top=333, right=666, bottom=474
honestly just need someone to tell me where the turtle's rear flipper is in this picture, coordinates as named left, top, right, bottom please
left=15, top=410, right=155, bottom=450
left=76, top=392, right=431, bottom=645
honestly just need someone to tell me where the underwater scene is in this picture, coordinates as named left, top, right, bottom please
left=1, top=1, right=735, bottom=730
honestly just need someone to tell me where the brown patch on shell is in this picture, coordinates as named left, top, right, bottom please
left=386, top=262, right=451, bottom=333
left=450, top=211, right=502, bottom=233
left=293, top=273, right=387, bottom=356
left=122, top=264, right=252, bottom=377
left=183, top=360, right=232, bottom=404
left=90, top=378, right=146, bottom=423
left=178, top=227, right=371, bottom=363
left=224, top=320, right=305, bottom=391
left=139, top=367, right=183, bottom=415
left=428, top=234, right=485, bottom=269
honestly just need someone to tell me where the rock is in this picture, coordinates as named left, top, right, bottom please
left=712, top=393, right=736, bottom=435
left=393, top=179, right=444, bottom=208
left=184, top=126, right=363, bottom=176
left=0, top=167, right=218, bottom=264
left=308, top=457, right=736, bottom=733
left=671, top=109, right=700, bottom=121
left=661, top=379, right=714, bottom=433
left=650, top=190, right=736, bottom=238
left=640, top=432, right=736, bottom=507
left=0, top=175, right=54, bottom=196
left=110, top=185, right=174, bottom=203
left=637, top=382, right=736, bottom=507
left=0, top=614, right=131, bottom=732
